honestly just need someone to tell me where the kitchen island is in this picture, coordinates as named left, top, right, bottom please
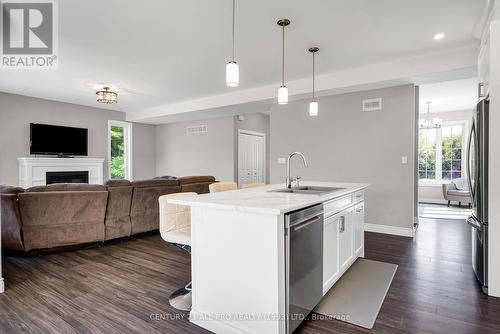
left=169, top=181, right=368, bottom=334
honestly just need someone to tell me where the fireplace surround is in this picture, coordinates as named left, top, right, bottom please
left=18, top=157, right=104, bottom=188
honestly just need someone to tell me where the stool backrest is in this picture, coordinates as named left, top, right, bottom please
left=209, top=182, right=237, bottom=193
left=159, top=192, right=197, bottom=237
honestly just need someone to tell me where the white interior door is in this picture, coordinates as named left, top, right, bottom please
left=238, top=130, right=265, bottom=186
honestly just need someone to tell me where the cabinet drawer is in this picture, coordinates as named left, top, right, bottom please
left=353, top=191, right=364, bottom=203
left=324, top=195, right=352, bottom=217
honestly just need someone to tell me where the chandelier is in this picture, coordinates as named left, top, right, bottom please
left=419, top=101, right=442, bottom=129
left=96, top=87, right=118, bottom=104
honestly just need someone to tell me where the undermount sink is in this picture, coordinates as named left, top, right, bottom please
left=270, top=186, right=345, bottom=195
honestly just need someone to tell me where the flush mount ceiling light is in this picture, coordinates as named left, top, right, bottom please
left=277, top=19, right=290, bottom=105
left=96, top=87, right=118, bottom=104
left=419, top=101, right=442, bottom=129
left=308, top=47, right=319, bottom=116
left=433, top=33, right=445, bottom=40
left=226, top=0, right=239, bottom=87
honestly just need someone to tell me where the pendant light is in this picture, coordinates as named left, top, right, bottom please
left=226, top=0, right=239, bottom=87
left=277, top=19, right=290, bottom=104
left=419, top=101, right=442, bottom=129
left=308, top=47, right=319, bottom=116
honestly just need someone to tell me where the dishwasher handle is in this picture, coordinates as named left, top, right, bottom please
left=291, top=215, right=322, bottom=231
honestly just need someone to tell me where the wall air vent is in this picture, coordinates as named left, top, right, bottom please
left=186, top=125, right=208, bottom=135
left=362, top=98, right=382, bottom=112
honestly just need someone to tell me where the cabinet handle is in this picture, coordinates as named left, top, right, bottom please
left=356, top=207, right=363, bottom=213
left=339, top=216, right=345, bottom=233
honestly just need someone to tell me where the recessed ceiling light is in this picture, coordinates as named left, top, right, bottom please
left=433, top=33, right=445, bottom=40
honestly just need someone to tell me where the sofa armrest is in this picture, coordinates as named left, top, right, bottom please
left=1, top=193, right=25, bottom=251
left=442, top=182, right=456, bottom=200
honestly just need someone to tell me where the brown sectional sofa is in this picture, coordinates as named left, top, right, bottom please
left=1, top=176, right=215, bottom=252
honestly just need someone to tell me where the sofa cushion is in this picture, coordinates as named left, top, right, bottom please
left=104, top=181, right=133, bottom=241
left=452, top=178, right=469, bottom=191
left=178, top=176, right=216, bottom=185
left=105, top=179, right=131, bottom=187
left=26, top=183, right=106, bottom=192
left=18, top=190, right=108, bottom=250
left=448, top=189, right=470, bottom=197
left=0, top=185, right=25, bottom=194
left=131, top=179, right=180, bottom=187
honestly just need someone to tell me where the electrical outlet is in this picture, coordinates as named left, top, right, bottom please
left=278, top=158, right=286, bottom=164
left=401, top=156, right=408, bottom=164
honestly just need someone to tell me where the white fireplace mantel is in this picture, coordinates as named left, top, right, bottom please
left=18, top=157, right=104, bottom=188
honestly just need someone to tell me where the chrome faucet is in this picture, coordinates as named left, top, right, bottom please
left=286, top=152, right=308, bottom=188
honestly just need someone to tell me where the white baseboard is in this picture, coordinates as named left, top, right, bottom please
left=0, top=278, right=4, bottom=293
left=419, top=198, right=448, bottom=205
left=190, top=308, right=253, bottom=334
left=364, top=223, right=414, bottom=237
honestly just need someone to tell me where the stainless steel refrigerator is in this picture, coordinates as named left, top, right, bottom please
left=467, top=98, right=489, bottom=294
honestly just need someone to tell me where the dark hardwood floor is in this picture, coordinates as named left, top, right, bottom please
left=1, top=217, right=499, bottom=334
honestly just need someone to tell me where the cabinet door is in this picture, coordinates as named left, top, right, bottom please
left=354, top=202, right=365, bottom=255
left=339, top=210, right=354, bottom=271
left=323, top=214, right=340, bottom=292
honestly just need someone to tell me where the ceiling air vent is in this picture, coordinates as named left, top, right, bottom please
left=186, top=125, right=208, bottom=135
left=362, top=98, right=382, bottom=112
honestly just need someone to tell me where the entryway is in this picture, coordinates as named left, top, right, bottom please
left=416, top=78, right=476, bottom=221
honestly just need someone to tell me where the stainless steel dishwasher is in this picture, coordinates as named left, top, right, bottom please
left=285, top=203, right=324, bottom=333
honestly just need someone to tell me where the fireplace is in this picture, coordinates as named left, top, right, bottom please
left=46, top=171, right=89, bottom=184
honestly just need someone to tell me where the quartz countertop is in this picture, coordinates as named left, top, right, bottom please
left=168, top=181, right=369, bottom=215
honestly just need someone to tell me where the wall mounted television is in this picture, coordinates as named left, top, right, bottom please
left=30, top=123, right=88, bottom=157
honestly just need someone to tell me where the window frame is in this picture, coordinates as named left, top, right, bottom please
left=107, top=120, right=133, bottom=181
left=418, top=120, right=468, bottom=187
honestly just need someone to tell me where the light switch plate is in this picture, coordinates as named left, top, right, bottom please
left=401, top=156, right=408, bottom=164
left=278, top=158, right=286, bottom=164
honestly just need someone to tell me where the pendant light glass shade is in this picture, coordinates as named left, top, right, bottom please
left=278, top=86, right=288, bottom=104
left=309, top=101, right=318, bottom=116
left=226, top=61, right=239, bottom=87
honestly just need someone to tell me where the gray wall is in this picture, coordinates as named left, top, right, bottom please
left=233, top=113, right=270, bottom=183
left=132, top=123, right=156, bottom=180
left=156, top=117, right=235, bottom=181
left=270, top=85, right=416, bottom=229
left=0, top=92, right=156, bottom=185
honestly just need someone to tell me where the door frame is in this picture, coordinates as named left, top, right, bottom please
left=237, top=129, right=266, bottom=187
left=108, top=120, right=133, bottom=181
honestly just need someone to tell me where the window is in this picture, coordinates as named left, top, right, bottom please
left=418, top=121, right=466, bottom=184
left=418, top=128, right=437, bottom=180
left=108, top=121, right=132, bottom=180
left=441, top=125, right=463, bottom=180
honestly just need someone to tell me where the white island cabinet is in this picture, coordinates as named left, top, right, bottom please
left=169, top=182, right=368, bottom=334
left=0, top=236, right=3, bottom=293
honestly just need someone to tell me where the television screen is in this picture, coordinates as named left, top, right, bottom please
left=30, top=123, right=88, bottom=156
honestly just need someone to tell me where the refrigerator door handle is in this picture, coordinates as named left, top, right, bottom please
left=467, top=216, right=482, bottom=231
left=466, top=119, right=476, bottom=203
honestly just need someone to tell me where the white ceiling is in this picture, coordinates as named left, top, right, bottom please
left=0, top=0, right=487, bottom=122
left=419, top=78, right=478, bottom=113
